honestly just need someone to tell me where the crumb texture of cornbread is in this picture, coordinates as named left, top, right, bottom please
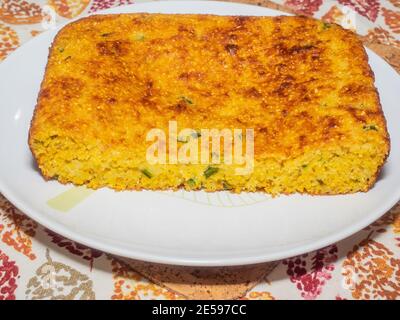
left=29, top=14, right=390, bottom=195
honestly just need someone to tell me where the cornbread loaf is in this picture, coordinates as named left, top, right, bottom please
left=29, top=14, right=390, bottom=195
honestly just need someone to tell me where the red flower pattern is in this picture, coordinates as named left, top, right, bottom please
left=0, top=249, right=18, bottom=300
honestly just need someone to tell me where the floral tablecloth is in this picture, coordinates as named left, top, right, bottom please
left=0, top=0, right=399, bottom=300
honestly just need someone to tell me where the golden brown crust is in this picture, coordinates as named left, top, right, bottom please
left=29, top=13, right=390, bottom=195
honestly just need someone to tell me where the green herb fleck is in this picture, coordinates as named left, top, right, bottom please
left=204, top=166, right=219, bottom=179
left=301, top=164, right=308, bottom=169
left=180, top=96, right=193, bottom=105
left=141, top=169, right=153, bottom=178
left=187, top=178, right=196, bottom=187
left=363, top=124, right=378, bottom=131
left=222, top=180, right=233, bottom=190
left=177, top=136, right=189, bottom=143
left=317, top=179, right=324, bottom=185
left=101, top=32, right=114, bottom=37
left=64, top=56, right=72, bottom=61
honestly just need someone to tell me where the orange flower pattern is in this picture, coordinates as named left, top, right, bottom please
left=364, top=27, right=400, bottom=49
left=389, top=0, right=400, bottom=8
left=322, top=5, right=345, bottom=23
left=243, top=291, right=275, bottom=300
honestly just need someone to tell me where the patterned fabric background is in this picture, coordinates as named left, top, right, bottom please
left=0, top=0, right=399, bottom=300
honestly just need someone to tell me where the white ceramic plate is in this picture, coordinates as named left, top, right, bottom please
left=1, top=1, right=399, bottom=266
